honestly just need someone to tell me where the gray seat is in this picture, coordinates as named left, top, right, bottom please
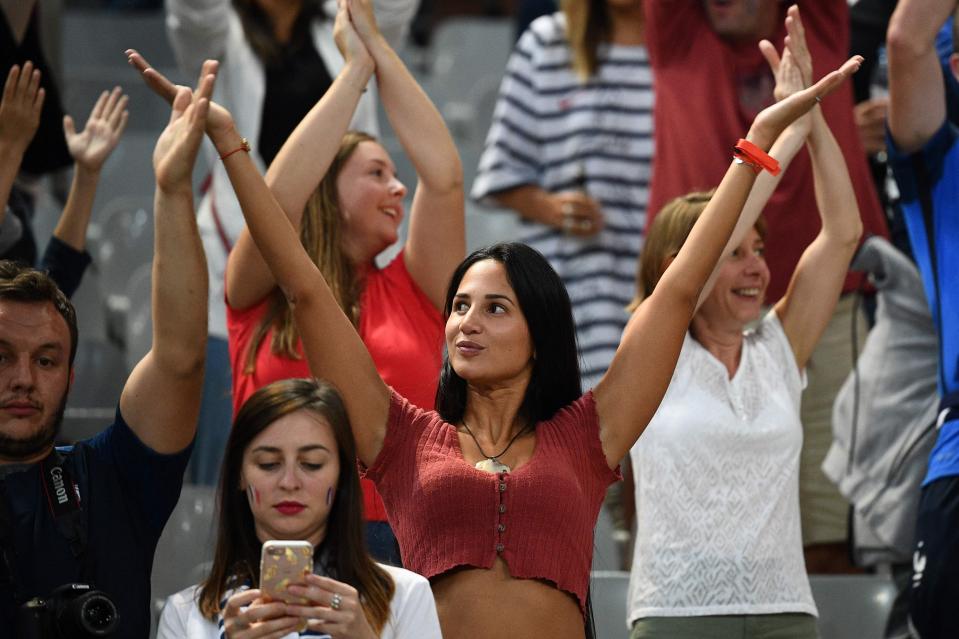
left=151, top=484, right=218, bottom=635
left=810, top=574, right=897, bottom=639
left=123, top=263, right=153, bottom=372
left=590, top=571, right=897, bottom=639
left=428, top=18, right=513, bottom=144
left=590, top=570, right=629, bottom=639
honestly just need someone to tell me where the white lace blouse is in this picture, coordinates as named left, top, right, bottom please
left=626, top=311, right=818, bottom=621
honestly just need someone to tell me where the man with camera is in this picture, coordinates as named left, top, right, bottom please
left=0, top=64, right=216, bottom=637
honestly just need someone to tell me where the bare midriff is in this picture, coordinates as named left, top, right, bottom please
left=430, top=556, right=586, bottom=639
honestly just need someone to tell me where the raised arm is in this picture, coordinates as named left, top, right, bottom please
left=348, top=0, right=465, bottom=309
left=119, top=64, right=213, bottom=454
left=772, top=7, right=863, bottom=369
left=694, top=29, right=816, bottom=312
left=227, top=6, right=376, bottom=310
left=887, top=0, right=956, bottom=153
left=203, top=56, right=391, bottom=465
left=0, top=62, right=43, bottom=229
left=594, top=53, right=863, bottom=468
left=55, top=87, right=129, bottom=251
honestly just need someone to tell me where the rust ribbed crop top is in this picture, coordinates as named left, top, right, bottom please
left=362, top=389, right=621, bottom=615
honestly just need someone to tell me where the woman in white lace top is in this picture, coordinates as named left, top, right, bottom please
left=625, top=9, right=864, bottom=638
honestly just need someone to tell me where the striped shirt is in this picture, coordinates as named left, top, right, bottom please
left=471, top=12, right=654, bottom=388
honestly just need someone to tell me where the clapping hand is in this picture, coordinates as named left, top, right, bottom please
left=758, top=5, right=816, bottom=139
left=127, top=49, right=235, bottom=140
left=64, top=87, right=129, bottom=174
left=334, top=0, right=374, bottom=68
left=344, top=0, right=382, bottom=49
left=152, top=60, right=216, bottom=194
left=747, top=4, right=861, bottom=150
left=0, top=61, right=44, bottom=154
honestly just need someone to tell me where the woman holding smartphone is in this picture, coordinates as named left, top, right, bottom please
left=157, top=378, right=442, bottom=638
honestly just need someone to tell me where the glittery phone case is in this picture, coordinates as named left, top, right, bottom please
left=259, top=540, right=313, bottom=603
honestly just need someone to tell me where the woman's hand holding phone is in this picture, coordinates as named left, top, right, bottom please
left=286, top=574, right=377, bottom=639
left=222, top=589, right=304, bottom=639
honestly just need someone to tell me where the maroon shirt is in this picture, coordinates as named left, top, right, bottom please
left=364, top=390, right=620, bottom=616
left=644, top=0, right=888, bottom=300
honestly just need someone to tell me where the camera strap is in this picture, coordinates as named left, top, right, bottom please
left=39, top=449, right=86, bottom=559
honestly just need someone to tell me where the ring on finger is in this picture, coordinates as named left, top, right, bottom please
left=330, top=593, right=343, bottom=611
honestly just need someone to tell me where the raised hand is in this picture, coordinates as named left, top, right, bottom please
left=64, top=87, right=129, bottom=174
left=0, top=62, right=45, bottom=154
left=334, top=0, right=373, bottom=68
left=345, top=0, right=382, bottom=47
left=748, top=54, right=862, bottom=149
left=126, top=49, right=235, bottom=139
left=153, top=60, right=216, bottom=194
left=759, top=5, right=814, bottom=98
left=758, top=5, right=814, bottom=138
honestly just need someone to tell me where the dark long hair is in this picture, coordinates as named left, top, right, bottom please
left=198, top=378, right=394, bottom=632
left=435, top=242, right=582, bottom=425
left=232, top=0, right=323, bottom=66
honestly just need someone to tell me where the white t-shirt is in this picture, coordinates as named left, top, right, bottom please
left=157, top=564, right=442, bottom=639
left=626, top=312, right=818, bottom=622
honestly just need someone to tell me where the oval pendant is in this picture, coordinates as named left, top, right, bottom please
left=475, top=458, right=511, bottom=474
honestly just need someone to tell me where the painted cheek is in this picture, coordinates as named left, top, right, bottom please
left=247, top=484, right=261, bottom=507
left=326, top=486, right=333, bottom=506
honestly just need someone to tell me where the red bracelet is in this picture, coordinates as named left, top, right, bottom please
left=733, top=138, right=781, bottom=176
left=220, top=137, right=250, bottom=161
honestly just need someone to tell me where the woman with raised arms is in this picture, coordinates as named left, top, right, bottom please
left=131, top=0, right=462, bottom=565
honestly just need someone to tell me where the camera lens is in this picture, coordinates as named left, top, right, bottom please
left=55, top=589, right=120, bottom=637
left=81, top=595, right=118, bottom=631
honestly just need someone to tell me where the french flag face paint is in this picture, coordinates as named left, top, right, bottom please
left=247, top=483, right=261, bottom=507
left=326, top=486, right=333, bottom=506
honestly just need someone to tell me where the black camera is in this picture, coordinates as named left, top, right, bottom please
left=18, top=583, right=119, bottom=638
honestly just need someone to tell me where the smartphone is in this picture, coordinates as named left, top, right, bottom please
left=259, top=540, right=313, bottom=603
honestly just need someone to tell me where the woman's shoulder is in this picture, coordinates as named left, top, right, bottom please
left=746, top=310, right=792, bottom=355
left=518, top=11, right=568, bottom=55
left=163, top=583, right=202, bottom=611
left=378, top=563, right=431, bottom=590
left=376, top=564, right=442, bottom=638
left=158, top=584, right=218, bottom=639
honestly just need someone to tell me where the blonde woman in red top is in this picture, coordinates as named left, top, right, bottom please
left=131, top=0, right=463, bottom=568
left=160, top=0, right=862, bottom=636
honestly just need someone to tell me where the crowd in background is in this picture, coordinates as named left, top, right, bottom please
left=0, top=0, right=956, bottom=638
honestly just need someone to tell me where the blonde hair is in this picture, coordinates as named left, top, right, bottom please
left=562, top=0, right=610, bottom=81
left=244, top=131, right=377, bottom=375
left=628, top=189, right=767, bottom=311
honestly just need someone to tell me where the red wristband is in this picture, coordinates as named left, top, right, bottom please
left=220, top=137, right=250, bottom=161
left=733, top=138, right=781, bottom=176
